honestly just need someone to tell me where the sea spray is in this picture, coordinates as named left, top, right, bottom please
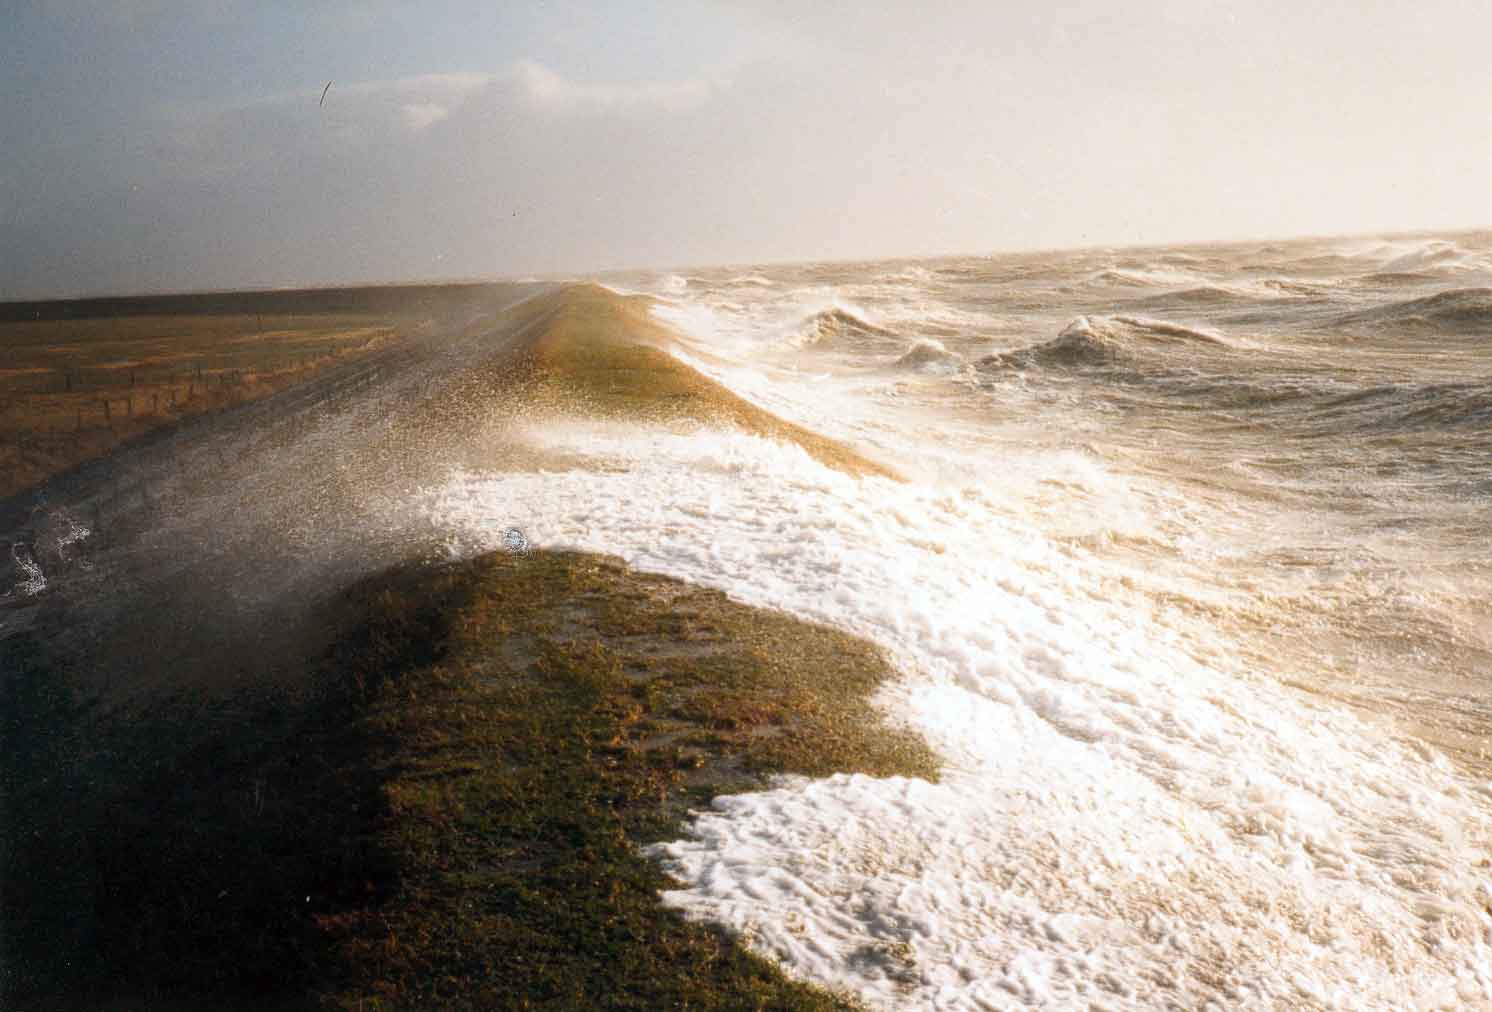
left=423, top=420, right=1492, bottom=1010
left=432, top=234, right=1492, bottom=1007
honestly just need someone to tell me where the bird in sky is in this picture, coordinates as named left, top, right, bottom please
left=319, top=81, right=332, bottom=107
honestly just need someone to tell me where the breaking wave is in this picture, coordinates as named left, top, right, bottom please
left=413, top=242, right=1492, bottom=1008
left=1088, top=267, right=1199, bottom=289
left=980, top=315, right=1230, bottom=372
left=892, top=338, right=963, bottom=373
left=792, top=306, right=896, bottom=349
left=1378, top=241, right=1468, bottom=274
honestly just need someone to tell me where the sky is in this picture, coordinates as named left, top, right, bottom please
left=3, top=1, right=1490, bottom=298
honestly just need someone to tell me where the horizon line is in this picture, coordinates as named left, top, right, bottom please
left=4, top=221, right=1488, bottom=307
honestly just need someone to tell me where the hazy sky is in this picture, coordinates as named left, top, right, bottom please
left=3, top=1, right=1490, bottom=298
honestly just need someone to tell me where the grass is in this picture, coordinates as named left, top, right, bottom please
left=1, top=282, right=927, bottom=1008
left=2, top=549, right=937, bottom=1010
left=0, top=312, right=397, bottom=498
left=393, top=284, right=901, bottom=481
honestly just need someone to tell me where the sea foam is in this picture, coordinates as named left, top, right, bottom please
left=421, top=418, right=1492, bottom=1011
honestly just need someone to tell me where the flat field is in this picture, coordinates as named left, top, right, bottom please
left=0, top=312, right=396, bottom=499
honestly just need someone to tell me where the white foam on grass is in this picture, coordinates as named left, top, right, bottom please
left=420, top=422, right=1492, bottom=1011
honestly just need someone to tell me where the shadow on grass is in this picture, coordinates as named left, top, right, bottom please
left=3, top=549, right=936, bottom=1010
left=1, top=627, right=391, bottom=1008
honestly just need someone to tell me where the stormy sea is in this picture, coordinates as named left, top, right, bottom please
left=422, top=231, right=1492, bottom=1009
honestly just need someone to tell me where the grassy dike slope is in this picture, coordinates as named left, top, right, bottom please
left=1, top=285, right=934, bottom=1009
left=394, top=282, right=901, bottom=481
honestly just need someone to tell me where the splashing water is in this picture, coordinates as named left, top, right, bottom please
left=423, top=419, right=1492, bottom=1010
left=421, top=233, right=1492, bottom=1008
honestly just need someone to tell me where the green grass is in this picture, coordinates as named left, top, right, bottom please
left=2, top=282, right=927, bottom=1008
left=2, top=549, right=937, bottom=1010
left=391, top=284, right=901, bottom=481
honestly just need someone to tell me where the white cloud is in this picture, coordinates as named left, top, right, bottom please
left=158, top=61, right=717, bottom=158
left=345, top=71, right=495, bottom=103
left=510, top=61, right=716, bottom=115
left=399, top=102, right=451, bottom=131
left=142, top=57, right=728, bottom=213
left=190, top=61, right=716, bottom=123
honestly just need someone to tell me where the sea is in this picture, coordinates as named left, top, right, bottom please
left=426, top=231, right=1492, bottom=1009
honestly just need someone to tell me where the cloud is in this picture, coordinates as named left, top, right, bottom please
left=510, top=61, right=716, bottom=114
left=341, top=71, right=495, bottom=104
left=147, top=60, right=722, bottom=176
left=399, top=102, right=451, bottom=131
left=169, top=61, right=716, bottom=134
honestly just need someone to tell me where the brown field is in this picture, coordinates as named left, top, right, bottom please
left=0, top=312, right=397, bottom=499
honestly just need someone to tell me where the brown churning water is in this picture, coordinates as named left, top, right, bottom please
left=534, top=232, right=1492, bottom=1007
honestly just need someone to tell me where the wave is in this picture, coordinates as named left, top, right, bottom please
left=1128, top=278, right=1330, bottom=308
left=982, top=321, right=1124, bottom=370
left=1378, top=241, right=1466, bottom=274
left=1111, top=314, right=1230, bottom=345
left=1125, top=285, right=1243, bottom=308
left=1308, top=379, right=1492, bottom=433
left=424, top=297, right=1492, bottom=1006
left=791, top=306, right=895, bottom=349
left=418, top=269, right=1492, bottom=1009
left=856, top=299, right=997, bottom=338
left=1272, top=240, right=1485, bottom=280
left=874, top=265, right=938, bottom=285
left=892, top=338, right=963, bottom=373
left=1353, top=270, right=1443, bottom=287
left=1089, top=267, right=1199, bottom=289
left=1328, top=287, right=1492, bottom=334
left=979, top=314, right=1229, bottom=372
left=1253, top=253, right=1369, bottom=275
